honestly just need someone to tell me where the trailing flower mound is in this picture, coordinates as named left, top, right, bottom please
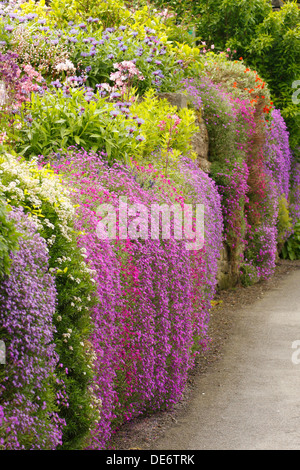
left=0, top=207, right=65, bottom=450
left=47, top=147, right=223, bottom=448
left=0, top=153, right=97, bottom=450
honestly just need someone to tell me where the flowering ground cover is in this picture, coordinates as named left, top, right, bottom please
left=0, top=0, right=299, bottom=450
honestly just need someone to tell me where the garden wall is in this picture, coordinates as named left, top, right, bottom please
left=158, top=91, right=232, bottom=288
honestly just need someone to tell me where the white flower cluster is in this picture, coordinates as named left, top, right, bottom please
left=0, top=153, right=94, bottom=282
left=55, top=60, right=76, bottom=73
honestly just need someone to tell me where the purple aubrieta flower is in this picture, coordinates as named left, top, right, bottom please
left=107, top=53, right=114, bottom=60
left=85, top=66, right=92, bottom=73
left=119, top=25, right=126, bottom=31
left=146, top=57, right=153, bottom=63
left=4, top=25, right=14, bottom=32
left=79, top=23, right=87, bottom=29
left=136, top=134, right=145, bottom=142
left=38, top=18, right=46, bottom=24
left=81, top=52, right=89, bottom=57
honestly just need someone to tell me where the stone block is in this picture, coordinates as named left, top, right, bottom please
left=157, top=92, right=188, bottom=109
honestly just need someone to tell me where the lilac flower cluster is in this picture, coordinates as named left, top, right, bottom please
left=0, top=208, right=65, bottom=450
left=289, top=157, right=300, bottom=227
left=264, top=108, right=292, bottom=201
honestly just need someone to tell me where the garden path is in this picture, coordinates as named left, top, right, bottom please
left=153, top=270, right=300, bottom=450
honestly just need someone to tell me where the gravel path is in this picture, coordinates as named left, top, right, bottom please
left=112, top=261, right=300, bottom=450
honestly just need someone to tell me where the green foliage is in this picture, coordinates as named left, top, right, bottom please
left=12, top=88, right=141, bottom=165
left=169, top=0, right=300, bottom=150
left=131, top=89, right=198, bottom=170
left=282, top=220, right=300, bottom=260
left=0, top=195, right=20, bottom=278
left=277, top=195, right=293, bottom=248
left=240, top=261, right=259, bottom=287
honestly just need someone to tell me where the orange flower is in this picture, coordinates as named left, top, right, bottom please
left=233, top=82, right=237, bottom=87
left=239, top=57, right=243, bottom=60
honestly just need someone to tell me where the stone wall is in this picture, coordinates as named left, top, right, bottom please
left=158, top=92, right=232, bottom=289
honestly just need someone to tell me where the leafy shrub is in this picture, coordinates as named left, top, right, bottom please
left=240, top=260, right=259, bottom=287
left=0, top=195, right=19, bottom=278
left=277, top=195, right=293, bottom=250
left=282, top=220, right=300, bottom=260
left=131, top=88, right=198, bottom=167
left=12, top=86, right=142, bottom=163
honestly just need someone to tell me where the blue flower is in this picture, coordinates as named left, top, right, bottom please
left=110, top=110, right=120, bottom=118
left=85, top=66, right=92, bottom=73
left=126, top=125, right=137, bottom=134
left=51, top=80, right=62, bottom=88
left=136, top=48, right=143, bottom=57
left=110, top=91, right=121, bottom=99
left=136, top=118, right=144, bottom=126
